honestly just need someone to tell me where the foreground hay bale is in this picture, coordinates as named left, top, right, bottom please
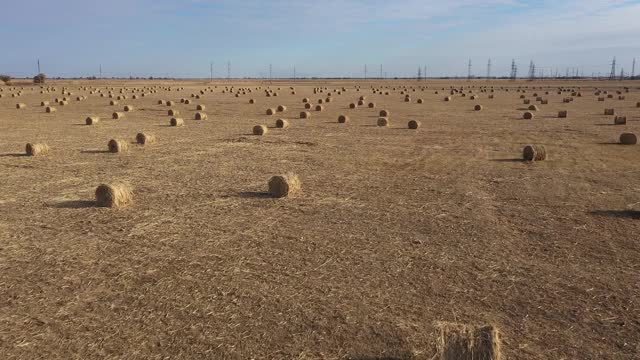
left=25, top=143, right=49, bottom=156
left=300, top=111, right=310, bottom=119
left=620, top=133, right=637, bottom=145
left=523, top=144, right=547, bottom=161
left=168, top=109, right=179, bottom=116
left=112, top=112, right=125, bottom=119
left=268, top=174, right=301, bottom=198
left=474, top=104, right=483, bottom=111
left=436, top=322, right=501, bottom=360
left=408, top=120, right=421, bottom=129
left=95, top=183, right=132, bottom=208
left=614, top=116, right=627, bottom=125
left=195, top=112, right=207, bottom=120
left=170, top=117, right=184, bottom=126
left=196, top=104, right=206, bottom=111
left=86, top=116, right=99, bottom=125
left=276, top=119, right=289, bottom=128
left=349, top=103, right=357, bottom=109
left=266, top=108, right=275, bottom=115
left=338, top=115, right=349, bottom=123
left=46, top=106, right=57, bottom=113
left=523, top=112, right=534, bottom=120
left=558, top=110, right=568, bottom=118
left=136, top=133, right=156, bottom=145
left=108, top=139, right=128, bottom=153
left=315, top=105, right=324, bottom=111
left=277, top=105, right=287, bottom=112
left=377, top=117, right=389, bottom=127
left=16, top=103, right=26, bottom=109
left=253, top=125, right=268, bottom=135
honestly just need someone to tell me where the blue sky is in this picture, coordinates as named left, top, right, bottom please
left=1, top=0, right=639, bottom=78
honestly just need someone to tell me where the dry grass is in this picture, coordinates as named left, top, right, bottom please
left=435, top=322, right=501, bottom=360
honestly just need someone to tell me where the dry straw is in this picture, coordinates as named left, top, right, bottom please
left=95, top=183, right=132, bottom=208
left=523, top=144, right=547, bottom=161
left=435, top=322, right=501, bottom=360
left=16, top=103, right=26, bottom=109
left=136, top=133, right=156, bottom=145
left=46, top=106, right=57, bottom=113
left=86, top=116, right=99, bottom=125
left=108, top=139, right=128, bottom=153
left=168, top=109, right=179, bottom=116
left=300, top=111, right=310, bottom=119
left=276, top=119, right=289, bottom=128
left=195, top=112, right=207, bottom=120
left=170, top=117, right=184, bottom=126
left=197, top=104, right=206, bottom=110
left=253, top=125, right=268, bottom=135
left=268, top=174, right=301, bottom=198
left=25, top=143, right=49, bottom=156
left=112, top=112, right=125, bottom=119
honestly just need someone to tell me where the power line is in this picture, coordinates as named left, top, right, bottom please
left=467, top=58, right=472, bottom=80
left=486, top=58, right=491, bottom=79
left=609, top=57, right=616, bottom=80
left=510, top=59, right=517, bottom=80
left=632, top=58, right=636, bottom=79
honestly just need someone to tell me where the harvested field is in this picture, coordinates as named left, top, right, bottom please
left=0, top=79, right=639, bottom=359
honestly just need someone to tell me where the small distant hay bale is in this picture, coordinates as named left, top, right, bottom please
left=302, top=98, right=310, bottom=103
left=197, top=104, right=206, bottom=110
left=338, top=115, right=349, bottom=123
left=325, top=97, right=332, bottom=103
left=318, top=99, right=324, bottom=104
left=268, top=174, right=301, bottom=198
left=436, top=322, right=501, bottom=360
left=417, top=98, right=424, bottom=104
left=620, top=133, right=637, bottom=145
left=304, top=103, right=312, bottom=109
left=46, top=106, right=57, bottom=113
left=636, top=102, right=640, bottom=108
left=300, top=111, right=310, bottom=119
left=604, top=108, right=615, bottom=116
left=527, top=105, right=538, bottom=111
left=558, top=110, right=568, bottom=118
left=614, top=116, right=627, bottom=125
left=474, top=104, right=483, bottom=111
left=276, top=119, right=289, bottom=128
left=368, top=102, right=376, bottom=108
left=108, top=139, right=128, bottom=153
left=523, top=144, right=547, bottom=161
left=359, top=95, right=366, bottom=101
left=408, top=120, right=421, bottom=129
left=249, top=99, right=255, bottom=104
left=470, top=95, right=478, bottom=100
left=41, top=101, right=49, bottom=106
left=377, top=117, right=389, bottom=127
left=86, top=116, right=99, bottom=125
left=523, top=99, right=531, bottom=105
left=277, top=105, right=287, bottom=112
left=315, top=105, right=324, bottom=111
left=349, top=103, right=357, bottom=108
left=124, top=105, right=134, bottom=112
left=168, top=109, right=179, bottom=116
left=523, top=112, right=534, bottom=120
left=540, top=99, right=548, bottom=105
left=25, top=143, right=49, bottom=156
left=170, top=117, right=184, bottom=126
left=16, top=103, right=26, bottom=109
left=95, top=183, right=132, bottom=208
left=266, top=108, right=276, bottom=115
left=379, top=109, right=389, bottom=117
left=444, top=96, right=452, bottom=102
left=253, top=124, right=268, bottom=135
left=112, top=112, right=125, bottom=119
left=59, top=100, right=69, bottom=106
left=110, top=100, right=118, bottom=106
left=195, top=112, right=208, bottom=120
left=167, top=101, right=175, bottom=106
left=598, top=97, right=605, bottom=102
left=136, top=132, right=156, bottom=145
left=618, top=96, right=625, bottom=100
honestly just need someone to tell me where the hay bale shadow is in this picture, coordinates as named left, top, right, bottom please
left=589, top=210, right=640, bottom=219
left=346, top=356, right=411, bottom=360
left=51, top=200, right=96, bottom=209
left=235, top=191, right=273, bottom=199
left=80, top=149, right=110, bottom=154
left=491, top=158, right=524, bottom=162
left=0, top=153, right=27, bottom=157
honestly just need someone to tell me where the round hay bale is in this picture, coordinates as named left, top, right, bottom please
left=349, top=103, right=357, bottom=109
left=303, top=103, right=311, bottom=109
left=408, top=120, right=421, bottom=129
left=168, top=109, right=179, bottom=116
left=523, top=112, right=534, bottom=120
left=614, top=116, right=627, bottom=125
left=300, top=111, right=310, bottom=119
left=379, top=109, right=389, bottom=117
left=266, top=108, right=275, bottom=115
left=136, top=132, right=156, bottom=145
left=197, top=104, right=205, bottom=111
left=25, top=143, right=49, bottom=156
left=276, top=119, right=289, bottom=128
left=636, top=102, right=640, bottom=108
left=268, top=174, right=301, bottom=198
left=377, top=117, right=389, bottom=127
left=95, top=183, right=132, bottom=208
left=474, top=104, right=483, bottom=111
left=108, top=139, right=128, bottom=153
left=523, top=144, right=547, bottom=161
left=444, top=96, right=452, bottom=102
left=528, top=105, right=539, bottom=111
left=41, top=101, right=50, bottom=106
left=124, top=105, right=134, bottom=112
left=315, top=105, right=324, bottom=111
left=16, top=103, right=26, bottom=109
left=46, top=106, right=57, bottom=113
left=59, top=100, right=69, bottom=106
left=249, top=99, right=255, bottom=104
left=338, top=115, right=349, bottom=123
left=170, top=117, right=184, bottom=126
left=404, top=97, right=411, bottom=102
left=558, top=111, right=568, bottom=118
left=318, top=99, right=324, bottom=104
left=302, top=98, right=310, bottom=103
left=112, top=112, right=125, bottom=119
left=357, top=100, right=364, bottom=106
left=253, top=125, right=268, bottom=135
left=417, top=98, right=424, bottom=104
left=110, top=100, right=118, bottom=106
left=368, top=102, right=375, bottom=108
left=277, top=105, right=287, bottom=112
left=620, top=133, right=637, bottom=145
left=167, top=101, right=175, bottom=106
left=86, top=116, right=99, bottom=125
left=604, top=108, right=615, bottom=116
left=195, top=112, right=207, bottom=120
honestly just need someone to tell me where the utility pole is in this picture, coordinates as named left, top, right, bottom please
left=467, top=58, right=472, bottom=80
left=609, top=57, right=616, bottom=80
left=631, top=58, right=636, bottom=79
left=510, top=59, right=517, bottom=81
left=620, top=68, right=624, bottom=81
left=417, top=66, right=422, bottom=81
left=528, top=61, right=535, bottom=81
left=37, top=59, right=41, bottom=74
left=486, top=58, right=491, bottom=79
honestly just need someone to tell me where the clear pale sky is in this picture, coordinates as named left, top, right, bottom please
left=1, top=0, right=639, bottom=78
